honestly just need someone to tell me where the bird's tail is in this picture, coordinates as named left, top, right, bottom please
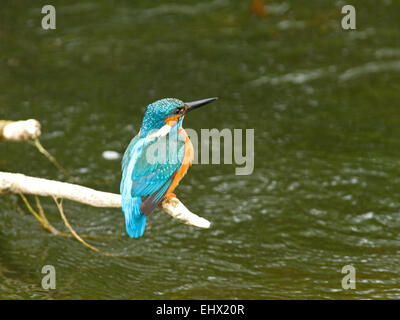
left=121, top=196, right=146, bottom=238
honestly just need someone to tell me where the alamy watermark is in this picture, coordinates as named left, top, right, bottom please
left=341, top=265, right=356, bottom=290
left=145, top=128, right=254, bottom=176
left=41, top=265, right=56, bottom=290
left=41, top=5, right=56, bottom=30
left=341, top=5, right=356, bottom=30
left=42, top=4, right=356, bottom=31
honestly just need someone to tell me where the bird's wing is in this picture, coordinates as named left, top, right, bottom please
left=127, top=129, right=185, bottom=216
left=121, top=134, right=140, bottom=174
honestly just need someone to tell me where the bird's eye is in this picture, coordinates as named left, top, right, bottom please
left=174, top=107, right=183, bottom=115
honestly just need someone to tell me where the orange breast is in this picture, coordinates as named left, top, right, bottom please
left=166, top=128, right=194, bottom=195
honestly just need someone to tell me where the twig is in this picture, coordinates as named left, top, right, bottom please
left=19, top=192, right=62, bottom=235
left=53, top=197, right=119, bottom=257
left=31, top=138, right=76, bottom=181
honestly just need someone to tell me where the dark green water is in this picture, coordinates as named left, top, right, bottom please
left=1, top=0, right=399, bottom=299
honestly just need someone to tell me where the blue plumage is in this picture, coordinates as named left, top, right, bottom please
left=120, top=97, right=217, bottom=238
left=120, top=98, right=186, bottom=238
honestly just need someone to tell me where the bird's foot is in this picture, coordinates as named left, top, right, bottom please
left=164, top=192, right=176, bottom=199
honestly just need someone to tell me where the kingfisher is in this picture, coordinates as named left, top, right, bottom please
left=120, top=97, right=218, bottom=238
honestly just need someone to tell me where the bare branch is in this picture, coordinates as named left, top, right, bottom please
left=0, top=171, right=211, bottom=229
left=0, top=119, right=41, bottom=141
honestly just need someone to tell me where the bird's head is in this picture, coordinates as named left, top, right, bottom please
left=140, top=97, right=217, bottom=138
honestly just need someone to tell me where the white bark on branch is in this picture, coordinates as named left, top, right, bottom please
left=0, top=119, right=41, bottom=141
left=0, top=172, right=211, bottom=229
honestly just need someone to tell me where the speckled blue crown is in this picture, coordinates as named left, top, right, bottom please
left=140, top=98, right=184, bottom=137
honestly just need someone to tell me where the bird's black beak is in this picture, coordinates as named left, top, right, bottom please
left=184, top=97, right=218, bottom=114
